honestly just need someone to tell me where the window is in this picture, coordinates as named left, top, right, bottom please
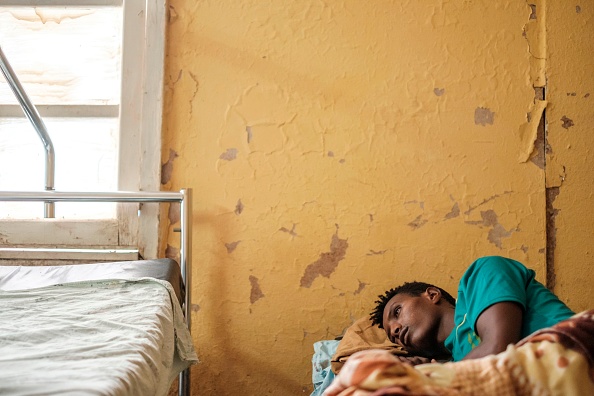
left=0, top=0, right=166, bottom=260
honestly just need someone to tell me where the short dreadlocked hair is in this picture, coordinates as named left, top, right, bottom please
left=369, top=281, right=456, bottom=328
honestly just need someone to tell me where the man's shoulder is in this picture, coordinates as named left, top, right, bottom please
left=465, top=256, right=531, bottom=276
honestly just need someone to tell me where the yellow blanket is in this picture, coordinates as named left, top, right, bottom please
left=324, top=310, right=594, bottom=396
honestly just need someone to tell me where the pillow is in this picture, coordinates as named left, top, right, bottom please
left=330, top=315, right=407, bottom=373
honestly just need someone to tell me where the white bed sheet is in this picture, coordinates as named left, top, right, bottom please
left=0, top=278, right=198, bottom=396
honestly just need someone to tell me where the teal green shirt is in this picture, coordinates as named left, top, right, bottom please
left=444, top=256, right=574, bottom=361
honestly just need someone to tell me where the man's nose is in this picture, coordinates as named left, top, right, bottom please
left=390, top=322, right=401, bottom=340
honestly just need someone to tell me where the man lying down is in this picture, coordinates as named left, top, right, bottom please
left=324, top=256, right=594, bottom=395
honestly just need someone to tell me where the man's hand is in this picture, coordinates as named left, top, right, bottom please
left=463, top=301, right=523, bottom=360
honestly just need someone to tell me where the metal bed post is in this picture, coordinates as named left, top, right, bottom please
left=179, top=188, right=192, bottom=396
left=0, top=45, right=56, bottom=218
left=0, top=189, right=193, bottom=396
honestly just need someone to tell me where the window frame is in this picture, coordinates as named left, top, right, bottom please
left=0, top=0, right=166, bottom=260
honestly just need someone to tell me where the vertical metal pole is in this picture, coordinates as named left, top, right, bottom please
left=179, top=188, right=192, bottom=396
left=0, top=45, right=55, bottom=218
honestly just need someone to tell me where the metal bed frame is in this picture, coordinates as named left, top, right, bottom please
left=0, top=190, right=193, bottom=396
left=1, top=43, right=193, bottom=396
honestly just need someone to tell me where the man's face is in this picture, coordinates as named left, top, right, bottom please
left=382, top=292, right=440, bottom=357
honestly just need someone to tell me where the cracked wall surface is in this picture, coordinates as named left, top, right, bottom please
left=544, top=2, right=594, bottom=309
left=160, top=1, right=592, bottom=394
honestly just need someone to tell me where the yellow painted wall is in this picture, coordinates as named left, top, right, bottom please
left=545, top=2, right=594, bottom=310
left=161, top=1, right=593, bottom=394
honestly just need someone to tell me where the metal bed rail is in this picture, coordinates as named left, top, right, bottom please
left=0, top=45, right=56, bottom=218
left=0, top=189, right=193, bottom=396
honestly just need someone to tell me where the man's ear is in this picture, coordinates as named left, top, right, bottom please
left=425, top=287, right=442, bottom=304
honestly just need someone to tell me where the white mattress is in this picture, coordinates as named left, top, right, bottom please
left=0, top=278, right=198, bottom=396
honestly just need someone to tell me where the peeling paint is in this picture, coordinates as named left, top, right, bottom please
left=165, top=244, right=179, bottom=261
left=366, top=249, right=387, bottom=256
left=249, top=275, right=264, bottom=304
left=246, top=126, right=253, bottom=143
left=518, top=99, right=547, bottom=163
left=225, top=241, right=241, bottom=253
left=546, top=187, right=560, bottom=290
left=300, top=226, right=348, bottom=288
left=444, top=202, right=460, bottom=220
left=168, top=203, right=180, bottom=224
left=464, top=192, right=513, bottom=215
left=433, top=87, right=445, bottom=96
left=528, top=4, right=537, bottom=19
left=187, top=71, right=199, bottom=117
left=547, top=165, right=567, bottom=188
left=9, top=8, right=93, bottom=24
left=167, top=5, right=178, bottom=23
left=219, top=148, right=238, bottom=161
left=279, top=224, right=298, bottom=238
left=560, top=115, right=574, bottom=129
left=235, top=199, right=244, bottom=215
left=474, top=107, right=495, bottom=126
left=405, top=200, right=425, bottom=210
left=353, top=280, right=367, bottom=294
left=466, top=210, right=514, bottom=249
left=161, top=149, right=179, bottom=185
left=408, top=215, right=428, bottom=229
left=529, top=91, right=547, bottom=169
left=191, top=304, right=200, bottom=312
left=523, top=1, right=546, bottom=86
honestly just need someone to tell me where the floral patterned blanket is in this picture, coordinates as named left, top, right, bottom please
left=324, top=310, right=594, bottom=396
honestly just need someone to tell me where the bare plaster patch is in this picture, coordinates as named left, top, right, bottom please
left=444, top=202, right=460, bottom=220
left=466, top=209, right=514, bottom=248
left=408, top=215, right=428, bottom=229
left=474, top=107, right=495, bottom=126
left=225, top=241, right=241, bottom=253
left=161, top=149, right=179, bottom=185
left=279, top=223, right=298, bottom=238
left=235, top=199, right=244, bottom=215
left=168, top=5, right=178, bottom=23
left=165, top=244, right=179, bottom=261
left=300, top=225, right=348, bottom=288
left=546, top=187, right=560, bottom=289
left=249, top=275, right=264, bottom=304
left=354, top=280, right=367, bottom=295
left=561, top=116, right=574, bottom=129
left=433, top=88, right=445, bottom=96
left=168, top=203, right=180, bottom=224
left=529, top=4, right=537, bottom=19
left=220, top=148, right=238, bottom=161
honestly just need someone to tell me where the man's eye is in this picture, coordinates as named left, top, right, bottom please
left=394, top=307, right=401, bottom=317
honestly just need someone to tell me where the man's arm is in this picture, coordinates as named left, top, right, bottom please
left=462, top=301, right=523, bottom=360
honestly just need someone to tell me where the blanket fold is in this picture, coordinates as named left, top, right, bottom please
left=324, top=310, right=594, bottom=396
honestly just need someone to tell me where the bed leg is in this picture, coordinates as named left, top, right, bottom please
left=178, top=367, right=190, bottom=396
